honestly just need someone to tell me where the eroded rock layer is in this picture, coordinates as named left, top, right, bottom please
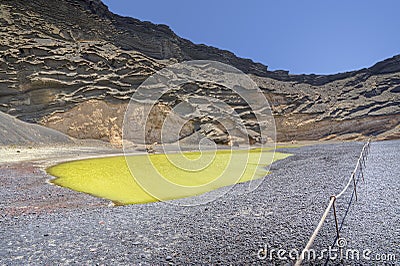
left=0, top=0, right=399, bottom=145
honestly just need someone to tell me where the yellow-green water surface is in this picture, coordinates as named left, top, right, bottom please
left=47, top=149, right=291, bottom=205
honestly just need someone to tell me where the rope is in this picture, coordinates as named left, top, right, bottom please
left=324, top=169, right=362, bottom=265
left=295, top=139, right=371, bottom=266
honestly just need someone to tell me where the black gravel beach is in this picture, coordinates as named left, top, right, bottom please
left=0, top=141, right=399, bottom=265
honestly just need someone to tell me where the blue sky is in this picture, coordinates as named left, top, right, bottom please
left=102, top=0, right=400, bottom=74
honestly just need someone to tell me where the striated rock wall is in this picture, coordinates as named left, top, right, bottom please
left=0, top=0, right=399, bottom=145
left=40, top=100, right=126, bottom=146
left=254, top=71, right=400, bottom=141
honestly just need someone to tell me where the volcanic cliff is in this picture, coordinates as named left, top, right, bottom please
left=0, top=0, right=399, bottom=145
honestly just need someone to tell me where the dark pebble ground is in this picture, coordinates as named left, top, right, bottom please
left=0, top=141, right=399, bottom=265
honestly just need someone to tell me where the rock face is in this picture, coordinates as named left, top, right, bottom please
left=40, top=100, right=126, bottom=146
left=252, top=70, right=400, bottom=141
left=0, top=0, right=399, bottom=145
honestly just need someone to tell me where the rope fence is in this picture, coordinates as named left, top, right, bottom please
left=295, top=139, right=371, bottom=266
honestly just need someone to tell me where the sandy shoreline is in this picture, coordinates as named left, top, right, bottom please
left=0, top=140, right=399, bottom=264
left=0, top=139, right=328, bottom=165
left=0, top=139, right=347, bottom=213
